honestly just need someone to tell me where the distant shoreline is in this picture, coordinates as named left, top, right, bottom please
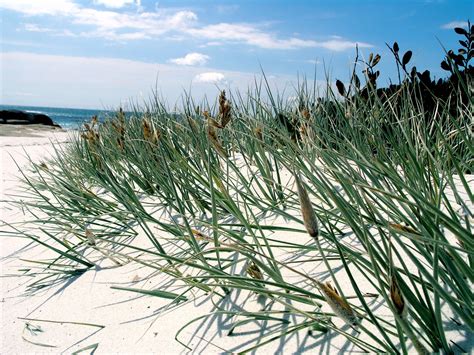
left=0, top=104, right=113, bottom=131
left=0, top=103, right=105, bottom=111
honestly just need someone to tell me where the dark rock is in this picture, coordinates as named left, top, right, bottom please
left=0, top=110, right=61, bottom=127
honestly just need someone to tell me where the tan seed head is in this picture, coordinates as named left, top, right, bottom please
left=247, top=262, right=263, bottom=280
left=390, top=274, right=406, bottom=317
left=316, top=280, right=358, bottom=326
left=294, top=174, right=319, bottom=240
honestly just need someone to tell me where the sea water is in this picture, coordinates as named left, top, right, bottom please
left=0, top=104, right=115, bottom=130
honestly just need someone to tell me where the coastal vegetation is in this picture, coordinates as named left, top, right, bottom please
left=3, top=24, right=473, bottom=353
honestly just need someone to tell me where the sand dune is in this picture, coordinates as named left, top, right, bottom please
left=1, top=128, right=472, bottom=354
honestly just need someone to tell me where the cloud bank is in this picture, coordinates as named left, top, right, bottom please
left=0, top=0, right=371, bottom=50
left=169, top=53, right=210, bottom=66
left=1, top=51, right=303, bottom=109
left=194, top=72, right=226, bottom=84
left=93, top=0, right=140, bottom=9
left=441, top=21, right=469, bottom=29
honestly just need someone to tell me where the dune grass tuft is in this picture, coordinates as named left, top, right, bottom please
left=2, top=27, right=473, bottom=353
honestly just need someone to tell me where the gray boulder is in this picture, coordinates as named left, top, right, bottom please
left=0, top=110, right=61, bottom=127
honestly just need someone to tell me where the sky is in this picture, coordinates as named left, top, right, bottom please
left=0, top=0, right=472, bottom=109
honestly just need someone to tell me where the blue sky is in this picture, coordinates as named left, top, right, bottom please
left=0, top=0, right=472, bottom=109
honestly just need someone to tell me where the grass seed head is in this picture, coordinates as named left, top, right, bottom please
left=153, top=129, right=161, bottom=143
left=112, top=109, right=126, bottom=136
left=85, top=229, right=96, bottom=246
left=207, top=116, right=223, bottom=129
left=301, top=108, right=310, bottom=120
left=299, top=122, right=310, bottom=139
left=294, top=174, right=319, bottom=240
left=118, top=107, right=125, bottom=123
left=389, top=223, right=420, bottom=235
left=91, top=115, right=98, bottom=127
left=219, top=90, right=232, bottom=128
left=117, top=137, right=124, bottom=150
left=207, top=123, right=227, bottom=157
left=210, top=137, right=227, bottom=157
left=142, top=118, right=152, bottom=141
left=316, top=280, right=358, bottom=326
left=81, top=122, right=99, bottom=144
left=390, top=274, right=406, bottom=317
left=208, top=131, right=227, bottom=158
left=191, top=229, right=212, bottom=242
left=187, top=116, right=199, bottom=132
left=247, top=262, right=263, bottom=280
left=207, top=124, right=218, bottom=140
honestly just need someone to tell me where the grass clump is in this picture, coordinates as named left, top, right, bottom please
left=2, top=26, right=473, bottom=353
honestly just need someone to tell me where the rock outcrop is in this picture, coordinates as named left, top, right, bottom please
left=0, top=110, right=61, bottom=127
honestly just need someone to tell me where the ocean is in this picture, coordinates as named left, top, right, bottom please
left=0, top=105, right=115, bottom=130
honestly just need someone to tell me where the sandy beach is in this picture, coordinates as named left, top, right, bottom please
left=0, top=124, right=66, bottom=138
left=0, top=128, right=340, bottom=353
left=0, top=125, right=472, bottom=354
left=2, top=1, right=473, bottom=353
left=0, top=128, right=358, bottom=354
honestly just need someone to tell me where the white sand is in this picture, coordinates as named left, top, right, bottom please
left=0, top=131, right=325, bottom=354
left=1, top=130, right=472, bottom=354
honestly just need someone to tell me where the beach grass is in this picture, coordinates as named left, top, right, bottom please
left=2, top=35, right=473, bottom=353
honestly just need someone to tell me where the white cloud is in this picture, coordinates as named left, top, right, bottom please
left=93, top=0, right=140, bottom=9
left=23, top=23, right=76, bottom=37
left=200, top=41, right=223, bottom=47
left=2, top=52, right=310, bottom=108
left=2, top=2, right=198, bottom=39
left=169, top=52, right=209, bottom=66
left=194, top=72, right=226, bottom=84
left=24, top=23, right=53, bottom=32
left=316, top=39, right=372, bottom=51
left=441, top=21, right=468, bottom=29
left=0, top=0, right=79, bottom=16
left=72, top=9, right=198, bottom=41
left=94, top=31, right=149, bottom=40
left=187, top=23, right=371, bottom=50
left=0, top=1, right=372, bottom=51
left=186, top=23, right=318, bottom=49
left=185, top=23, right=373, bottom=50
